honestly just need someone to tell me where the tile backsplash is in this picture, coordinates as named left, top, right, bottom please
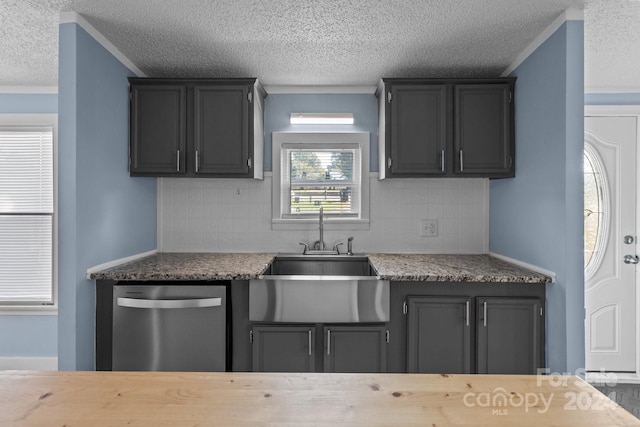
left=158, top=174, right=489, bottom=254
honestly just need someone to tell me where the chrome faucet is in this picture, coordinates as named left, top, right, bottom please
left=314, top=206, right=325, bottom=251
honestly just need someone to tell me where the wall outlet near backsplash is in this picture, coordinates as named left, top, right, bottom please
left=420, top=219, right=439, bottom=237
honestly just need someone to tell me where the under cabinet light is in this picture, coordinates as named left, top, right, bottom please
left=290, top=113, right=354, bottom=125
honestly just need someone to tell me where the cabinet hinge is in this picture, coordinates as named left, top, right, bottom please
left=249, top=330, right=254, bottom=344
left=387, top=157, right=392, bottom=169
left=509, top=91, right=513, bottom=103
left=402, top=301, right=407, bottom=315
left=248, top=91, right=253, bottom=103
left=387, top=91, right=392, bottom=103
left=540, top=306, right=544, bottom=317
left=247, top=157, right=252, bottom=168
left=385, top=330, right=390, bottom=343
left=508, top=155, right=513, bottom=168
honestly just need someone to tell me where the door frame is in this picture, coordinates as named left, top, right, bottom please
left=585, top=105, right=640, bottom=384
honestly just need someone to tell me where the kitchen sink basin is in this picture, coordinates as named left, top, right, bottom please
left=263, top=254, right=373, bottom=276
left=249, top=254, right=389, bottom=323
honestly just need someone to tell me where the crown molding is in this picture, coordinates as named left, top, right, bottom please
left=59, top=11, right=146, bottom=77
left=501, top=8, right=584, bottom=77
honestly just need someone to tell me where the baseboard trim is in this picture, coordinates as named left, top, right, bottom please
left=0, top=357, right=58, bottom=371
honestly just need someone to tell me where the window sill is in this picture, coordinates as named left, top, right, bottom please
left=271, top=218, right=370, bottom=231
left=0, top=305, right=58, bottom=316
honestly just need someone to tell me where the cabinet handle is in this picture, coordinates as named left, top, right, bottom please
left=483, top=301, right=487, bottom=327
left=459, top=150, right=464, bottom=172
left=176, top=150, right=180, bottom=172
left=195, top=150, right=199, bottom=173
left=465, top=300, right=470, bottom=326
left=308, top=329, right=312, bottom=356
left=441, top=150, right=445, bottom=172
left=327, top=329, right=331, bottom=355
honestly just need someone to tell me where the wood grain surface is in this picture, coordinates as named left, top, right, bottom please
left=2, top=371, right=639, bottom=426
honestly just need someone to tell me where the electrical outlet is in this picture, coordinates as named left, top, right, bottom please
left=420, top=219, right=438, bottom=237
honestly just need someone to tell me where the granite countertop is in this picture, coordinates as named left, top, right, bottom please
left=367, top=253, right=551, bottom=283
left=89, top=253, right=276, bottom=281
left=90, top=252, right=551, bottom=284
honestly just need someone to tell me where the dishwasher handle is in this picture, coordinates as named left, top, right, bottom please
left=116, top=297, right=222, bottom=309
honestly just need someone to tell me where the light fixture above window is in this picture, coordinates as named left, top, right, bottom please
left=290, top=113, right=354, bottom=125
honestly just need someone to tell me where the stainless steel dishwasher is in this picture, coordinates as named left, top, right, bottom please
left=112, top=284, right=228, bottom=372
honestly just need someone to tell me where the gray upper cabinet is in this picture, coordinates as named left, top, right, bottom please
left=129, top=84, right=186, bottom=175
left=377, top=78, right=515, bottom=179
left=454, top=85, right=513, bottom=176
left=389, top=85, right=447, bottom=175
left=193, top=85, right=250, bottom=175
left=129, top=78, right=265, bottom=178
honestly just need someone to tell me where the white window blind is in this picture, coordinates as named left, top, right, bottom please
left=0, top=128, right=54, bottom=304
left=281, top=144, right=361, bottom=218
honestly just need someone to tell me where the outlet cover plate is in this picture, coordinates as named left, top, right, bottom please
left=420, top=219, right=438, bottom=237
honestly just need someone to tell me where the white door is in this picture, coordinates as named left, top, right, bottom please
left=585, top=114, right=638, bottom=372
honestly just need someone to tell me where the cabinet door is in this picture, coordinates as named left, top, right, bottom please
left=130, top=84, right=186, bottom=175
left=252, top=325, right=314, bottom=372
left=454, top=84, right=513, bottom=176
left=194, top=85, right=251, bottom=175
left=406, top=296, right=472, bottom=373
left=388, top=85, right=447, bottom=175
left=323, top=325, right=387, bottom=373
left=476, top=297, right=543, bottom=374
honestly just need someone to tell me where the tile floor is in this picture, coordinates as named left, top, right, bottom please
left=595, top=384, right=640, bottom=419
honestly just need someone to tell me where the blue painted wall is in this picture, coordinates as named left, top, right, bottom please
left=585, top=93, right=640, bottom=105
left=0, top=94, right=57, bottom=114
left=58, top=23, right=157, bottom=370
left=490, top=21, right=585, bottom=373
left=264, top=94, right=378, bottom=172
left=0, top=93, right=58, bottom=360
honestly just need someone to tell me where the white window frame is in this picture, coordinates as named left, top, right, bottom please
left=272, top=132, right=370, bottom=230
left=0, top=114, right=57, bottom=315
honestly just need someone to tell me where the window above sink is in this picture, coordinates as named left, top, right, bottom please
left=271, top=132, right=370, bottom=231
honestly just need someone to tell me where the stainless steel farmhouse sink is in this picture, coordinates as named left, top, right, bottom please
left=249, top=255, right=390, bottom=323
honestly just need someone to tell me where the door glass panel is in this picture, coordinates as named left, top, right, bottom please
left=584, top=146, right=608, bottom=276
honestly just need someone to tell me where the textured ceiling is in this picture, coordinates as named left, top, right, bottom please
left=0, top=0, right=638, bottom=90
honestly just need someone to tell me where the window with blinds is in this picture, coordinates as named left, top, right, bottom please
left=0, top=127, right=54, bottom=305
left=281, top=144, right=361, bottom=218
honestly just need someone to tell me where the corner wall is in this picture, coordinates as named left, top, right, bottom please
left=490, top=20, right=585, bottom=373
left=58, top=22, right=156, bottom=370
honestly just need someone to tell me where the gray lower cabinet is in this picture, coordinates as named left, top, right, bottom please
left=406, top=296, right=472, bottom=374
left=404, top=293, right=544, bottom=374
left=476, top=297, right=543, bottom=374
left=251, top=325, right=315, bottom=372
left=324, top=326, right=387, bottom=373
left=251, top=324, right=388, bottom=373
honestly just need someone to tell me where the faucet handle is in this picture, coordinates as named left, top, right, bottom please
left=333, top=242, right=344, bottom=255
left=298, top=242, right=310, bottom=254
left=347, top=236, right=354, bottom=256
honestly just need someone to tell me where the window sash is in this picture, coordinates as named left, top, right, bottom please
left=0, top=127, right=54, bottom=305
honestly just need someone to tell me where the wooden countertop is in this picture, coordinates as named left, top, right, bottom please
left=89, top=252, right=551, bottom=283
left=2, top=371, right=637, bottom=426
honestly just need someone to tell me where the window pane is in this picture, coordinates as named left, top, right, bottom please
left=0, top=216, right=53, bottom=303
left=584, top=149, right=606, bottom=272
left=0, top=129, right=53, bottom=213
left=288, top=149, right=358, bottom=216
